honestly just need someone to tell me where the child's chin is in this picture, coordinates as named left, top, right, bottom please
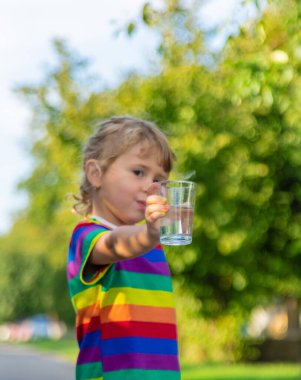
left=134, top=218, right=146, bottom=226
left=125, top=213, right=145, bottom=226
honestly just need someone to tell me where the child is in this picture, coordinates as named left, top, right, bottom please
left=67, top=116, right=181, bottom=380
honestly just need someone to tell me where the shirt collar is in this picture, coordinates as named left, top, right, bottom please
left=89, top=215, right=117, bottom=230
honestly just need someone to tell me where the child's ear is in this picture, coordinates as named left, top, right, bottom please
left=86, top=159, right=102, bottom=188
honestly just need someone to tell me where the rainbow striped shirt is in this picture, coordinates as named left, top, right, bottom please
left=67, top=218, right=181, bottom=380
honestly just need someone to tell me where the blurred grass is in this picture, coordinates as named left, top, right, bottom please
left=19, top=339, right=301, bottom=380
left=181, top=362, right=301, bottom=379
left=17, top=337, right=78, bottom=362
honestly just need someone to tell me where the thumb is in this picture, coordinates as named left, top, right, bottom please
left=147, top=182, right=161, bottom=196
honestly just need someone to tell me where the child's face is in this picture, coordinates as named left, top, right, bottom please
left=92, top=142, right=168, bottom=225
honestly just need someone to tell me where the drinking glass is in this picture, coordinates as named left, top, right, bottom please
left=157, top=180, right=196, bottom=245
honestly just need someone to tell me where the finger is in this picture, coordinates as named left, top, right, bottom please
left=146, top=194, right=168, bottom=206
left=147, top=182, right=160, bottom=196
left=145, top=203, right=169, bottom=222
left=147, top=210, right=167, bottom=223
left=146, top=203, right=168, bottom=216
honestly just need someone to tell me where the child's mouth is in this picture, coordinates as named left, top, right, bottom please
left=136, top=200, right=146, bottom=209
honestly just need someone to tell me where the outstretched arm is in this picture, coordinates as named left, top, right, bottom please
left=89, top=195, right=168, bottom=265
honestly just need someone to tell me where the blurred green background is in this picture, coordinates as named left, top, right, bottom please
left=1, top=0, right=301, bottom=367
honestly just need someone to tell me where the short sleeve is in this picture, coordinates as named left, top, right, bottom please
left=68, top=221, right=112, bottom=287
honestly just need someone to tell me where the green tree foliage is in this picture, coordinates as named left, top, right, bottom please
left=179, top=0, right=301, bottom=316
left=139, top=0, right=204, bottom=66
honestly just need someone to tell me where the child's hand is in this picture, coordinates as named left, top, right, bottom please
left=144, top=183, right=169, bottom=241
left=145, top=195, right=169, bottom=224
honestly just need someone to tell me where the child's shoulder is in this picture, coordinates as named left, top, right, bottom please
left=69, top=218, right=111, bottom=250
left=71, top=218, right=111, bottom=235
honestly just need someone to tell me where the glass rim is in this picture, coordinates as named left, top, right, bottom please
left=157, top=180, right=195, bottom=186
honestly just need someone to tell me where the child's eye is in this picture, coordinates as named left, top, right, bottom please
left=133, top=169, right=144, bottom=177
left=153, top=177, right=166, bottom=183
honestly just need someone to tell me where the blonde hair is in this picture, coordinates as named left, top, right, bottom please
left=73, top=116, right=176, bottom=216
